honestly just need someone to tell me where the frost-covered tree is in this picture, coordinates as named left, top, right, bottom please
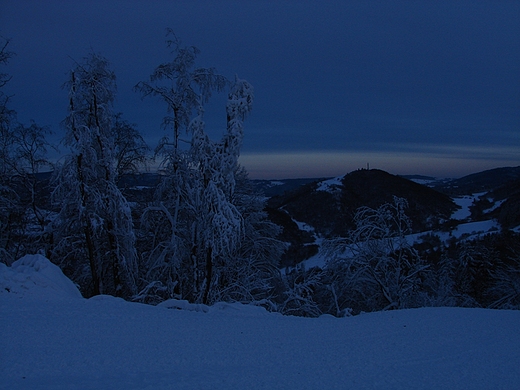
left=135, top=33, right=282, bottom=306
left=0, top=37, right=15, bottom=171
left=188, top=77, right=253, bottom=304
left=52, top=53, right=137, bottom=297
left=0, top=36, right=20, bottom=264
left=279, top=265, right=323, bottom=317
left=134, top=31, right=229, bottom=303
left=484, top=232, right=520, bottom=309
left=13, top=122, right=53, bottom=227
left=8, top=122, right=54, bottom=259
left=488, top=256, right=520, bottom=310
left=0, top=117, right=18, bottom=263
left=112, top=113, right=149, bottom=184
left=138, top=76, right=253, bottom=304
left=134, top=29, right=227, bottom=154
left=324, top=197, right=429, bottom=313
left=0, top=38, right=54, bottom=263
left=0, top=36, right=12, bottom=90
left=218, top=166, right=284, bottom=304
left=434, top=231, right=520, bottom=309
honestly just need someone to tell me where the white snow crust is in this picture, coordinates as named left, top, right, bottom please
left=1, top=256, right=520, bottom=389
left=451, top=193, right=486, bottom=220
left=316, top=176, right=343, bottom=192
left=0, top=254, right=82, bottom=300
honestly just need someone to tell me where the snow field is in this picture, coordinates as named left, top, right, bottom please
left=1, top=256, right=520, bottom=389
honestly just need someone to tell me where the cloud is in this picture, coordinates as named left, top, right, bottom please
left=1, top=1, right=518, bottom=180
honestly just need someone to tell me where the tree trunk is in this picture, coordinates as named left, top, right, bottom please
left=202, top=246, right=213, bottom=304
left=77, top=153, right=100, bottom=296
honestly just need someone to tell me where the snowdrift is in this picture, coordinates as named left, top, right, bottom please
left=0, top=254, right=82, bottom=299
left=1, top=256, right=520, bottom=389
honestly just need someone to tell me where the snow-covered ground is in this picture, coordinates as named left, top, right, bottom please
left=408, top=177, right=439, bottom=186
left=2, top=255, right=520, bottom=389
left=443, top=192, right=500, bottom=240
left=316, top=175, right=343, bottom=193
left=448, top=219, right=499, bottom=239
left=451, top=193, right=486, bottom=220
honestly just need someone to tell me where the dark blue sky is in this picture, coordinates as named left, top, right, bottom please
left=1, top=0, right=519, bottom=178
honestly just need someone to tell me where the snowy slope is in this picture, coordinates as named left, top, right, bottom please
left=2, top=256, right=520, bottom=390
left=316, top=175, right=343, bottom=193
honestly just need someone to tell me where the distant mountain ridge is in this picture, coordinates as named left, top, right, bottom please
left=433, top=166, right=520, bottom=196
left=252, top=166, right=520, bottom=198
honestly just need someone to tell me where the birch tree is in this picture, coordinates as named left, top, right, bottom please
left=189, top=77, right=253, bottom=304
left=112, top=113, right=149, bottom=184
left=0, top=36, right=19, bottom=263
left=135, top=32, right=282, bottom=305
left=134, top=31, right=228, bottom=303
left=0, top=38, right=54, bottom=262
left=52, top=52, right=137, bottom=297
left=221, top=166, right=284, bottom=304
left=134, top=29, right=227, bottom=155
left=11, top=122, right=53, bottom=258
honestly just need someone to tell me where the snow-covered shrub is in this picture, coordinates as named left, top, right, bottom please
left=324, top=197, right=430, bottom=314
left=279, top=265, right=322, bottom=317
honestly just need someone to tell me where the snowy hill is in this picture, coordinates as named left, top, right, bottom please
left=269, top=169, right=458, bottom=237
left=2, top=256, right=520, bottom=389
left=266, top=169, right=459, bottom=266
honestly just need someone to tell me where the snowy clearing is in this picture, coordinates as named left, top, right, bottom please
left=1, top=256, right=520, bottom=389
left=449, top=219, right=500, bottom=239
